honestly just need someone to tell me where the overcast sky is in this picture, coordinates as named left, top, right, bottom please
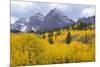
left=11, top=1, right=95, bottom=24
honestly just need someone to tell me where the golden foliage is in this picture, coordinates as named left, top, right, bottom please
left=11, top=30, right=95, bottom=67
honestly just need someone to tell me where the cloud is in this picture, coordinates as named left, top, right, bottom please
left=11, top=17, right=18, bottom=24
left=11, top=1, right=95, bottom=22
left=11, top=1, right=35, bottom=17
left=82, top=8, right=95, bottom=17
left=49, top=3, right=68, bottom=9
left=11, top=1, right=33, bottom=10
left=49, top=3, right=58, bottom=8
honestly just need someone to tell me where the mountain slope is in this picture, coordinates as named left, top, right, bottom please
left=26, top=12, right=45, bottom=32
left=40, top=9, right=75, bottom=32
left=77, top=16, right=95, bottom=24
left=11, top=18, right=28, bottom=31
